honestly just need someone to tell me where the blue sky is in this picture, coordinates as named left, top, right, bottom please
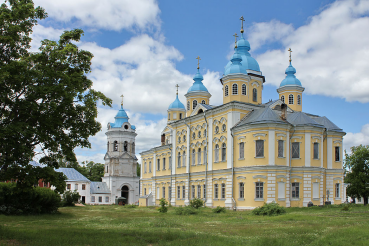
left=27, top=0, right=369, bottom=163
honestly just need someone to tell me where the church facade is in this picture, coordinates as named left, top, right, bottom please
left=139, top=21, right=345, bottom=209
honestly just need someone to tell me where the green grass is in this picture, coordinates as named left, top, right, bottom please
left=1, top=204, right=369, bottom=245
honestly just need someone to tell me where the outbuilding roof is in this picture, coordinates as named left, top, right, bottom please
left=90, top=182, right=111, bottom=194
left=56, top=168, right=90, bottom=182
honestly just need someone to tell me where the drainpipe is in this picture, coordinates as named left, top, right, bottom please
left=203, top=112, right=208, bottom=205
left=184, top=120, right=191, bottom=203
left=231, top=131, right=236, bottom=210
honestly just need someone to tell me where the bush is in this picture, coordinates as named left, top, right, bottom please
left=0, top=182, right=61, bottom=215
left=174, top=206, right=198, bottom=215
left=61, top=190, right=80, bottom=206
left=341, top=204, right=351, bottom=211
left=252, top=202, right=286, bottom=216
left=158, top=198, right=168, bottom=213
left=212, top=206, right=227, bottom=213
left=125, top=204, right=137, bottom=208
left=189, top=198, right=204, bottom=209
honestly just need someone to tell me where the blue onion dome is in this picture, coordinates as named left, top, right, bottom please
left=227, top=48, right=246, bottom=74
left=187, top=69, right=209, bottom=93
left=224, top=33, right=260, bottom=75
left=280, top=62, right=302, bottom=87
left=110, top=105, right=129, bottom=128
left=168, top=94, right=185, bottom=110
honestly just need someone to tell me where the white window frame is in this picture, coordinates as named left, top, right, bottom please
left=239, top=142, right=244, bottom=159
left=255, top=140, right=264, bottom=158
left=289, top=94, right=294, bottom=104
left=278, top=140, right=284, bottom=158
left=255, top=182, right=263, bottom=199
left=242, top=84, right=246, bottom=95
left=232, top=83, right=238, bottom=95
left=292, top=142, right=300, bottom=159
left=239, top=182, right=244, bottom=198
left=214, top=184, right=218, bottom=199
left=292, top=182, right=299, bottom=198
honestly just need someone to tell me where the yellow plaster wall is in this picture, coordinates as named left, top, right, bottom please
left=291, top=133, right=305, bottom=167
left=332, top=139, right=343, bottom=169
left=186, top=95, right=210, bottom=117
left=274, top=131, right=288, bottom=166
left=279, top=91, right=302, bottom=112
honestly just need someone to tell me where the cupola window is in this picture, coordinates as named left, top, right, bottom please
left=187, top=101, right=190, bottom=110
left=253, top=88, right=257, bottom=102
left=179, top=113, right=182, bottom=119
left=204, top=129, right=207, bottom=137
left=242, top=84, right=246, bottom=95
left=232, top=84, right=238, bottom=95
left=193, top=100, right=197, bottom=109
left=168, top=113, right=170, bottom=120
left=201, top=100, right=206, bottom=104
left=297, top=95, right=301, bottom=105
left=281, top=95, right=285, bottom=103
left=113, top=141, right=118, bottom=151
left=225, top=85, right=229, bottom=96
left=124, top=141, right=128, bottom=151
left=289, top=94, right=294, bottom=104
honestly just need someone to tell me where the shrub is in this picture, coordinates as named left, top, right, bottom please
left=252, top=201, right=286, bottom=216
left=341, top=204, right=351, bottom=211
left=174, top=206, right=198, bottom=215
left=0, top=182, right=61, bottom=215
left=125, top=204, right=137, bottom=208
left=189, top=198, right=204, bottom=209
left=158, top=198, right=168, bottom=213
left=212, top=206, right=227, bottom=213
left=61, top=190, right=81, bottom=206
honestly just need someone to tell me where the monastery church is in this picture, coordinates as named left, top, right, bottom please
left=138, top=18, right=346, bottom=209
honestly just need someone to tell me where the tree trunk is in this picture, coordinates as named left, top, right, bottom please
left=364, top=196, right=368, bottom=206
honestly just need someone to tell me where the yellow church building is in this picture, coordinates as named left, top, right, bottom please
left=139, top=19, right=345, bottom=209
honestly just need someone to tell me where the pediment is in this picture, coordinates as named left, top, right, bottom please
left=190, top=104, right=211, bottom=117
left=269, top=99, right=294, bottom=112
left=161, top=125, right=172, bottom=135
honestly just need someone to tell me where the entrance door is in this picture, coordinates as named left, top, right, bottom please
left=121, top=186, right=129, bottom=205
left=82, top=196, right=85, bottom=203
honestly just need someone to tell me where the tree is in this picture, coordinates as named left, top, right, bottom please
left=0, top=0, right=111, bottom=193
left=79, top=161, right=104, bottom=182
left=136, top=163, right=141, bottom=177
left=344, top=145, right=369, bottom=205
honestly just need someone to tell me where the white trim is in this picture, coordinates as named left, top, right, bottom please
left=253, top=133, right=267, bottom=137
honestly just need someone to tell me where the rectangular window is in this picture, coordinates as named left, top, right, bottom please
left=149, top=162, right=152, bottom=172
left=221, top=183, right=226, bottom=199
left=197, top=185, right=201, bottom=198
left=192, top=185, right=195, bottom=198
left=214, top=184, right=218, bottom=199
left=335, top=183, right=340, bottom=198
left=313, top=182, right=319, bottom=199
left=204, top=147, right=207, bottom=164
left=169, top=156, right=172, bottom=169
left=313, top=142, right=319, bottom=159
left=169, top=187, right=171, bottom=200
left=67, top=184, right=71, bottom=190
left=239, top=182, right=244, bottom=198
left=203, top=184, right=206, bottom=199
left=75, top=184, right=78, bottom=190
left=144, top=188, right=147, bottom=196
left=278, top=140, right=284, bottom=157
left=192, top=151, right=196, bottom=166
left=98, top=196, right=102, bottom=203
left=292, top=142, right=300, bottom=159
left=182, top=186, right=186, bottom=199
left=292, top=182, right=299, bottom=198
left=157, top=187, right=160, bottom=199
left=91, top=196, right=95, bottom=202
left=177, top=186, right=180, bottom=199
left=239, top=142, right=244, bottom=159
left=157, top=159, right=160, bottom=171
left=255, top=182, right=263, bottom=199
left=198, top=150, right=201, bottom=165
left=278, top=182, right=285, bottom=199
left=335, top=146, right=340, bottom=161
left=82, top=184, right=86, bottom=190
left=163, top=158, right=166, bottom=170
left=144, top=162, right=147, bottom=173
left=256, top=140, right=264, bottom=157
left=162, top=187, right=165, bottom=199
left=105, top=196, right=109, bottom=203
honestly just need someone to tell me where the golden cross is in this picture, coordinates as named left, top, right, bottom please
left=288, top=48, right=292, bottom=63
left=233, top=33, right=238, bottom=48
left=196, top=56, right=201, bottom=69
left=240, top=16, right=245, bottom=33
left=120, top=94, right=124, bottom=107
left=175, top=84, right=179, bottom=95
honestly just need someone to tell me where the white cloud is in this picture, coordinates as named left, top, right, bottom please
left=30, top=25, right=65, bottom=52
left=34, top=0, right=160, bottom=31
left=248, top=0, right=369, bottom=103
left=343, top=124, right=369, bottom=153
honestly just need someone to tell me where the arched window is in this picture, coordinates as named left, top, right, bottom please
left=192, top=149, right=196, bottom=165
left=179, top=113, right=182, bottom=119
left=113, top=141, right=118, bottom=151
left=132, top=142, right=135, bottom=153
left=198, top=148, right=201, bottom=164
left=178, top=136, right=181, bottom=143
left=253, top=88, right=257, bottom=102
left=182, top=151, right=186, bottom=167
left=215, top=144, right=219, bottom=162
left=168, top=113, right=170, bottom=120
left=201, top=100, right=206, bottom=104
left=222, top=124, right=226, bottom=132
left=177, top=152, right=181, bottom=167
left=193, top=100, right=197, bottom=109
left=215, top=126, right=219, bottom=134
left=225, top=85, right=229, bottom=96
left=198, top=131, right=201, bottom=138
left=232, top=83, right=238, bottom=95
left=281, top=95, right=285, bottom=103
left=107, top=141, right=109, bottom=151
left=204, top=129, right=207, bottom=137
left=187, top=101, right=190, bottom=110
left=297, top=95, right=301, bottom=105
left=222, top=143, right=226, bottom=161
left=149, top=161, right=152, bottom=172
left=192, top=132, right=196, bottom=139
left=242, top=84, right=246, bottom=95
left=183, top=135, right=186, bottom=142
left=204, top=146, right=207, bottom=164
left=124, top=141, right=128, bottom=152
left=144, top=162, right=147, bottom=173
left=289, top=94, right=294, bottom=104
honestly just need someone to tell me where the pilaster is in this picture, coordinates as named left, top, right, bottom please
left=305, top=132, right=311, bottom=167
left=267, top=173, right=276, bottom=203
left=268, top=129, right=275, bottom=165
left=303, top=174, right=311, bottom=207
left=207, top=118, right=213, bottom=171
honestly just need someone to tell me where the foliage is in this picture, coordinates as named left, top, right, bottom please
left=174, top=205, right=198, bottom=215
left=61, top=190, right=80, bottom=207
left=158, top=198, right=168, bottom=213
left=189, top=198, right=204, bottom=209
left=0, top=0, right=112, bottom=193
left=136, top=163, right=141, bottom=177
left=341, top=203, right=351, bottom=211
left=0, top=182, right=60, bottom=215
left=125, top=204, right=137, bottom=208
left=212, top=206, right=227, bottom=213
left=344, top=145, right=369, bottom=205
left=252, top=202, right=286, bottom=216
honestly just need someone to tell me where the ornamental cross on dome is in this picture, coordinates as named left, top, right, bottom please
left=196, top=56, right=201, bottom=69
left=120, top=94, right=124, bottom=107
left=288, top=48, right=292, bottom=63
left=233, top=33, right=238, bottom=48
left=240, top=16, right=245, bottom=33
left=175, top=84, right=179, bottom=95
